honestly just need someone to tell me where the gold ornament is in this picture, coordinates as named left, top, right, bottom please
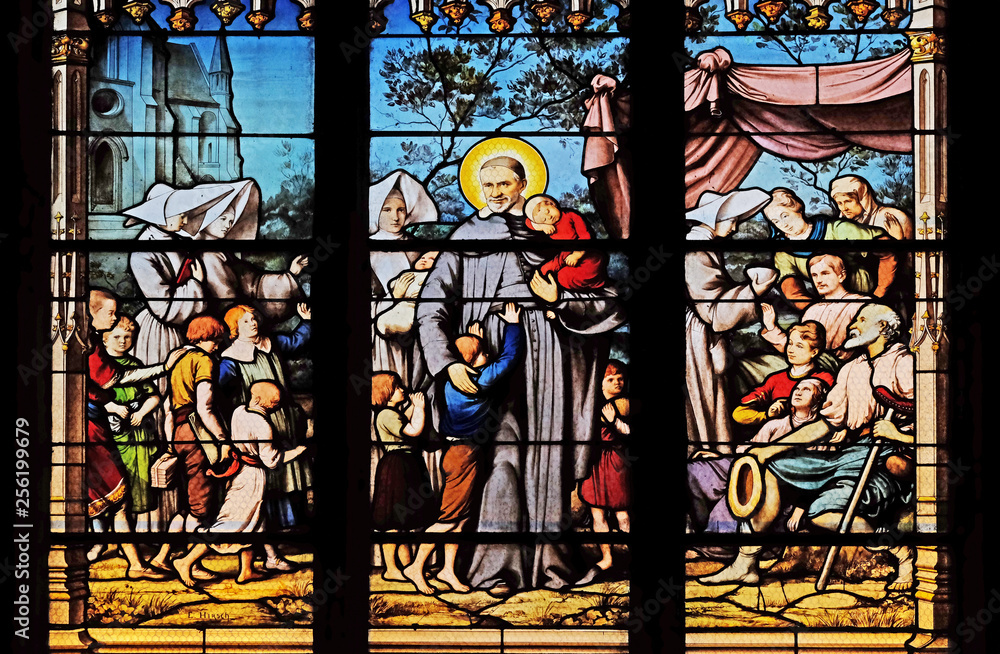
left=94, top=10, right=116, bottom=26
left=441, top=0, right=472, bottom=26
left=805, top=6, right=831, bottom=29
left=845, top=0, right=879, bottom=24
left=297, top=8, right=314, bottom=30
left=881, top=6, right=907, bottom=28
left=211, top=1, right=246, bottom=25
left=411, top=10, right=436, bottom=32
left=122, top=0, right=153, bottom=23
left=247, top=10, right=273, bottom=30
left=529, top=1, right=559, bottom=25
left=487, top=8, right=515, bottom=33
left=725, top=9, right=753, bottom=31
left=567, top=11, right=592, bottom=31
left=168, top=7, right=197, bottom=31
left=909, top=32, right=945, bottom=62
left=754, top=0, right=788, bottom=24
left=52, top=35, right=90, bottom=64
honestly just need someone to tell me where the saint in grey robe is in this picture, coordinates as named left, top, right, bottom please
left=416, top=211, right=625, bottom=590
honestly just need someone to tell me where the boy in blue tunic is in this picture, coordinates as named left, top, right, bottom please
left=403, top=302, right=525, bottom=595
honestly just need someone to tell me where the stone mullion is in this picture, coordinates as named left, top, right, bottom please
left=50, top=1, right=92, bottom=652
left=906, top=0, right=953, bottom=649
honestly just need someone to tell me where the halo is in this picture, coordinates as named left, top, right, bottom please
left=727, top=455, right=765, bottom=520
left=459, top=137, right=548, bottom=211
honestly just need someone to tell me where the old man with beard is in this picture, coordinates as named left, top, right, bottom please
left=700, top=303, right=915, bottom=590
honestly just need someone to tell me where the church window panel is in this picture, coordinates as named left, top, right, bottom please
left=47, top=0, right=320, bottom=649
left=682, top=1, right=952, bottom=650
left=367, top=3, right=632, bottom=650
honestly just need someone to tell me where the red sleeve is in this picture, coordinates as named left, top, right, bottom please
left=740, top=374, right=777, bottom=405
left=89, top=347, right=118, bottom=387
left=566, top=211, right=592, bottom=240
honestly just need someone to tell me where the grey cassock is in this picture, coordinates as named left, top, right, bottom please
left=416, top=212, right=626, bottom=590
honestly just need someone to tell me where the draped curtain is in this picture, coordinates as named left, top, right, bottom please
left=684, top=47, right=913, bottom=208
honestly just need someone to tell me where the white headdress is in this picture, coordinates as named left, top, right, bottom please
left=368, top=170, right=438, bottom=237
left=123, top=179, right=261, bottom=240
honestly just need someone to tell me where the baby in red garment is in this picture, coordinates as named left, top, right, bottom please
left=524, top=194, right=606, bottom=290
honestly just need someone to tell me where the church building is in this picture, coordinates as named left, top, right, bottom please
left=87, top=22, right=242, bottom=216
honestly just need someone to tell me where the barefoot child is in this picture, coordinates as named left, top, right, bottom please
left=403, top=302, right=526, bottom=595
left=173, top=381, right=307, bottom=587
left=577, top=361, right=631, bottom=584
left=524, top=194, right=606, bottom=291
left=371, top=373, right=435, bottom=582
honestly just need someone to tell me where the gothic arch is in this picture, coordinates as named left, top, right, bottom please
left=87, top=135, right=129, bottom=213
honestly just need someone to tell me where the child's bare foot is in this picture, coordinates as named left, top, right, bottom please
left=382, top=569, right=407, bottom=582
left=171, top=559, right=197, bottom=588
left=191, top=565, right=219, bottom=581
left=126, top=565, right=170, bottom=581
left=236, top=569, right=268, bottom=584
left=402, top=564, right=435, bottom=595
left=434, top=569, right=470, bottom=593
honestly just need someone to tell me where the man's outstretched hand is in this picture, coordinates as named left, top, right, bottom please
left=530, top=271, right=559, bottom=304
left=447, top=363, right=479, bottom=395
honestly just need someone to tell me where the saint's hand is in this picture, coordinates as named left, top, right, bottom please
left=392, top=272, right=416, bottom=299
left=497, top=302, right=521, bottom=325
left=290, top=255, right=310, bottom=276
left=165, top=348, right=186, bottom=370
left=190, top=259, right=205, bottom=283
left=297, top=302, right=312, bottom=320
left=761, top=303, right=777, bottom=332
left=690, top=450, right=721, bottom=461
left=467, top=321, right=484, bottom=338
left=873, top=419, right=912, bottom=444
left=447, top=363, right=480, bottom=395
left=529, top=271, right=559, bottom=304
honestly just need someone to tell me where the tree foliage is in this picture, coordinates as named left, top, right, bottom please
left=376, top=4, right=627, bottom=222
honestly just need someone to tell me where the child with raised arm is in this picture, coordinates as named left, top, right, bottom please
left=524, top=193, right=606, bottom=291
left=371, top=372, right=435, bottom=582
left=173, top=381, right=308, bottom=587
left=403, top=302, right=526, bottom=595
left=576, top=361, right=631, bottom=585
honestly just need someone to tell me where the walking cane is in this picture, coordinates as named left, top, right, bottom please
left=815, top=386, right=914, bottom=592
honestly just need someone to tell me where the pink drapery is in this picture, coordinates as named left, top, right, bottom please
left=684, top=47, right=913, bottom=208
left=583, top=74, right=631, bottom=239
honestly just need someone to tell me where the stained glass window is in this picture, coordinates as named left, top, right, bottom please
left=22, top=1, right=982, bottom=653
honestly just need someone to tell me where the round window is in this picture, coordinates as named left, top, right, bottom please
left=91, top=88, right=123, bottom=117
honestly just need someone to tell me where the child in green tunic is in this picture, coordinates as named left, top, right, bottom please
left=103, top=315, right=162, bottom=517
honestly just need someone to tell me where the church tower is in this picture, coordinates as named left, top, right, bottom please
left=208, top=32, right=234, bottom=111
